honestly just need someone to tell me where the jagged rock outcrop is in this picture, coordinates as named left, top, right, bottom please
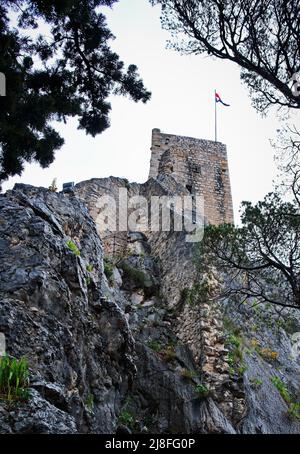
left=0, top=185, right=134, bottom=433
left=0, top=181, right=300, bottom=434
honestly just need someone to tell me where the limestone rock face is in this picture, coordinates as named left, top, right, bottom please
left=0, top=185, right=134, bottom=434
left=0, top=182, right=300, bottom=434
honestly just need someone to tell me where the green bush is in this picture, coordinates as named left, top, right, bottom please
left=271, top=376, right=300, bottom=420
left=250, top=377, right=263, bottom=389
left=123, top=178, right=131, bottom=190
left=288, top=402, right=300, bottom=421
left=85, top=263, right=94, bottom=287
left=118, top=409, right=135, bottom=428
left=119, top=262, right=149, bottom=289
left=148, top=340, right=162, bottom=352
left=0, top=355, right=29, bottom=402
left=227, top=333, right=242, bottom=349
left=86, top=393, right=94, bottom=411
left=66, top=240, right=81, bottom=256
left=237, top=364, right=247, bottom=375
left=226, top=339, right=244, bottom=375
left=271, top=376, right=291, bottom=403
left=104, top=259, right=114, bottom=286
left=85, top=277, right=91, bottom=287
left=225, top=329, right=246, bottom=378
left=195, top=383, right=210, bottom=398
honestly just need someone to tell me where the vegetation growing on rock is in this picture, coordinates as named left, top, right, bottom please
left=0, top=355, right=29, bottom=402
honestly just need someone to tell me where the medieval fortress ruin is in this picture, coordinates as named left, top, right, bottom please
left=73, top=129, right=243, bottom=425
left=149, top=128, right=234, bottom=225
left=75, top=128, right=234, bottom=258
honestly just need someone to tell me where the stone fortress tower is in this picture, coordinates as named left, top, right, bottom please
left=149, top=128, right=234, bottom=225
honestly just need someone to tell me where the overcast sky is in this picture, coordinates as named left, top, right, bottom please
left=3, top=0, right=298, bottom=222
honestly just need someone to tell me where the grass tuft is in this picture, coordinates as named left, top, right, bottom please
left=0, top=355, right=30, bottom=402
left=66, top=240, right=80, bottom=256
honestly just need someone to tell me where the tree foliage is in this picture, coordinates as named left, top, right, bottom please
left=275, top=124, right=300, bottom=205
left=150, top=0, right=300, bottom=309
left=199, top=193, right=300, bottom=309
left=0, top=0, right=151, bottom=182
left=150, top=0, right=300, bottom=112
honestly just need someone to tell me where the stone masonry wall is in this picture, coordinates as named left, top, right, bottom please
left=149, top=128, right=234, bottom=225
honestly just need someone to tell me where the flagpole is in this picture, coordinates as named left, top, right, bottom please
left=214, top=89, right=217, bottom=142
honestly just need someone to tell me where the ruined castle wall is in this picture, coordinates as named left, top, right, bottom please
left=75, top=174, right=245, bottom=428
left=75, top=177, right=140, bottom=259
left=149, top=129, right=234, bottom=225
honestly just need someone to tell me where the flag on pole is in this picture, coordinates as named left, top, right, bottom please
left=215, top=92, right=230, bottom=107
left=214, top=90, right=230, bottom=142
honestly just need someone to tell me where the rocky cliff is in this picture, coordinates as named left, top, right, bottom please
left=0, top=180, right=300, bottom=434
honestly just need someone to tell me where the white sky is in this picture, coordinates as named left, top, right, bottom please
left=3, top=0, right=298, bottom=222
